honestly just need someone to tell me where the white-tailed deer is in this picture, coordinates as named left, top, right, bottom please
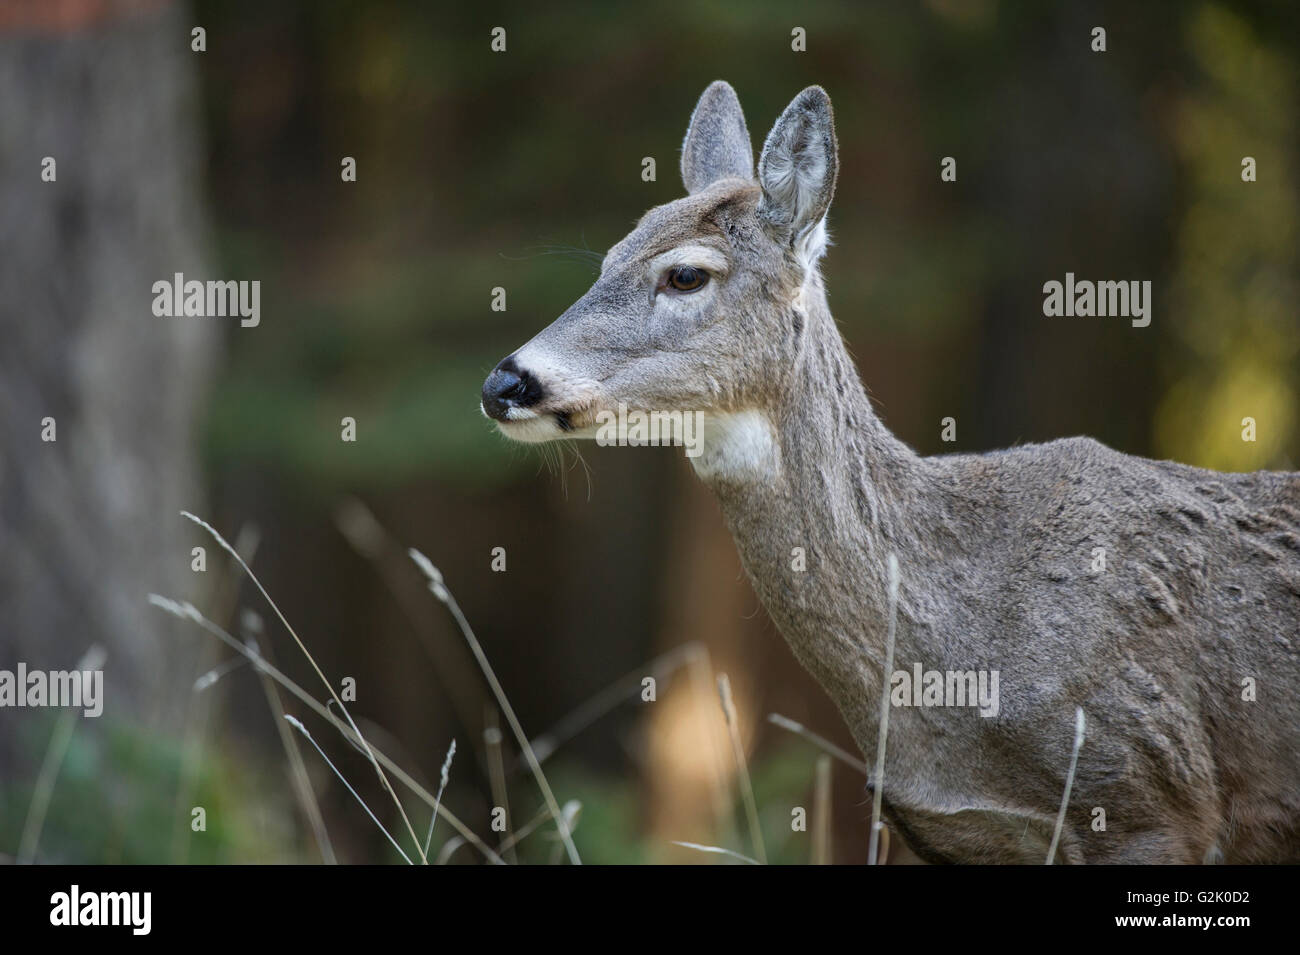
left=481, top=82, right=1300, bottom=863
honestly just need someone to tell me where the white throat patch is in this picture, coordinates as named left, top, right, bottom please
left=690, top=410, right=779, bottom=482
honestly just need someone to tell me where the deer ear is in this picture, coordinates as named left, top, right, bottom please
left=757, top=86, right=839, bottom=245
left=681, top=81, right=754, bottom=194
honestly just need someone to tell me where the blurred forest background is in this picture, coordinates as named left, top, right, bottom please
left=0, top=0, right=1296, bottom=864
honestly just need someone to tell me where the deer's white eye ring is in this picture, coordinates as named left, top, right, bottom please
left=664, top=266, right=709, bottom=293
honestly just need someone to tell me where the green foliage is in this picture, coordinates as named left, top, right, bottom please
left=1, top=715, right=303, bottom=864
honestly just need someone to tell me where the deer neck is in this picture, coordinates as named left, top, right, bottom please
left=691, top=275, right=931, bottom=728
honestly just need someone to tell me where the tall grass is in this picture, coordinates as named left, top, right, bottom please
left=716, top=673, right=766, bottom=864
left=180, top=511, right=429, bottom=863
left=868, top=553, right=900, bottom=867
left=1046, top=708, right=1087, bottom=865
left=146, top=509, right=885, bottom=865
left=409, top=547, right=581, bottom=865
left=148, top=593, right=505, bottom=864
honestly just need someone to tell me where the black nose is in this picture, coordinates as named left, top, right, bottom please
left=481, top=356, right=543, bottom=421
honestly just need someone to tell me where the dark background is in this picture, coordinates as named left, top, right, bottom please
left=1, top=0, right=1296, bottom=863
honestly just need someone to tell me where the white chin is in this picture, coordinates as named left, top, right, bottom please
left=495, top=416, right=567, bottom=444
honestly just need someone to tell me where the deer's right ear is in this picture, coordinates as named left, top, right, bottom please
left=757, top=86, right=839, bottom=247
left=680, top=80, right=754, bottom=194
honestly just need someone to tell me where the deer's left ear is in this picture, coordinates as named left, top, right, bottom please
left=681, top=80, right=754, bottom=194
left=757, top=86, right=839, bottom=245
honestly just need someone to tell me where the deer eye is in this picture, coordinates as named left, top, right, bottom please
left=665, top=266, right=709, bottom=292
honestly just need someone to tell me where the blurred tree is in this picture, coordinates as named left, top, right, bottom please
left=0, top=0, right=215, bottom=751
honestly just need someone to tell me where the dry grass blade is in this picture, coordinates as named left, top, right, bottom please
left=496, top=804, right=550, bottom=854
left=285, top=716, right=411, bottom=864
left=422, top=739, right=457, bottom=859
left=767, top=712, right=870, bottom=775
left=180, top=511, right=428, bottom=864
left=1046, top=707, right=1087, bottom=865
left=193, top=654, right=249, bottom=691
left=17, top=644, right=106, bottom=864
left=435, top=836, right=468, bottom=864
left=670, top=840, right=760, bottom=865
left=716, top=673, right=766, bottom=864
left=546, top=800, right=583, bottom=864
left=522, top=641, right=699, bottom=768
left=688, top=644, right=733, bottom=845
left=148, top=594, right=505, bottom=864
left=483, top=710, right=517, bottom=863
left=173, top=523, right=259, bottom=864
left=874, top=821, right=891, bottom=865
left=409, top=548, right=581, bottom=865
left=812, top=754, right=832, bottom=865
left=249, top=629, right=337, bottom=864
left=868, top=553, right=900, bottom=866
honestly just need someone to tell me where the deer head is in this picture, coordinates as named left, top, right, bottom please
left=481, top=82, right=840, bottom=468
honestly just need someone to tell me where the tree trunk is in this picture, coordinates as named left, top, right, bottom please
left=0, top=0, right=215, bottom=747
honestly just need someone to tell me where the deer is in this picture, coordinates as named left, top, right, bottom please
left=480, top=81, right=1300, bottom=863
